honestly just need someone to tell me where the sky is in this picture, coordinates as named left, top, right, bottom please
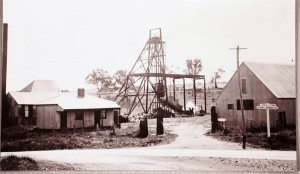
left=3, top=0, right=295, bottom=92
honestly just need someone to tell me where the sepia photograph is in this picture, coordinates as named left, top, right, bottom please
left=0, top=0, right=298, bottom=173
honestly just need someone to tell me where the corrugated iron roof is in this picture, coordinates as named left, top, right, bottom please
left=21, top=80, right=59, bottom=92
left=9, top=92, right=61, bottom=105
left=43, top=93, right=121, bottom=110
left=9, top=92, right=121, bottom=110
left=244, top=62, right=295, bottom=98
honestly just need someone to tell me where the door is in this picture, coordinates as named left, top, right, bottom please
left=278, top=111, right=287, bottom=127
left=94, top=110, right=100, bottom=128
left=60, top=111, right=67, bottom=129
left=114, top=110, right=119, bottom=125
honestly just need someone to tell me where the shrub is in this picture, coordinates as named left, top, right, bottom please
left=274, top=131, right=290, bottom=142
left=1, top=126, right=29, bottom=140
left=0, top=155, right=39, bottom=170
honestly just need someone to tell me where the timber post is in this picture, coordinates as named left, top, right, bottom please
left=0, top=0, right=3, bottom=134
left=204, top=77, right=207, bottom=113
left=193, top=78, right=196, bottom=113
left=2, top=23, right=7, bottom=127
left=183, top=78, right=186, bottom=111
left=156, top=108, right=164, bottom=135
left=295, top=0, right=300, bottom=171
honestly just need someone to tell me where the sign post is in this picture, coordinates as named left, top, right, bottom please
left=256, top=103, right=278, bottom=149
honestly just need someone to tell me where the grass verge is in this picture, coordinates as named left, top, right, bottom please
left=1, top=123, right=176, bottom=152
left=206, top=128, right=296, bottom=150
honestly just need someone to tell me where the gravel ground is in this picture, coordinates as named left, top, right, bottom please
left=169, top=157, right=296, bottom=172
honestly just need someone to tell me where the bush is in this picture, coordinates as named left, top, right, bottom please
left=1, top=126, right=29, bottom=140
left=1, top=155, right=39, bottom=170
left=274, top=130, right=294, bottom=143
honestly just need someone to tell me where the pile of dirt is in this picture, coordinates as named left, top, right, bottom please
left=1, top=155, right=39, bottom=170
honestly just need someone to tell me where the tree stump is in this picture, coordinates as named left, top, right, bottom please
left=138, top=117, right=148, bottom=138
left=157, top=108, right=164, bottom=135
left=211, top=106, right=218, bottom=133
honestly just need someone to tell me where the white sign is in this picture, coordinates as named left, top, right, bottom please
left=257, top=103, right=278, bottom=138
left=256, top=106, right=267, bottom=109
left=259, top=103, right=278, bottom=108
left=260, top=103, right=269, bottom=107
left=269, top=106, right=279, bottom=110
left=257, top=106, right=278, bottom=110
left=269, top=104, right=277, bottom=107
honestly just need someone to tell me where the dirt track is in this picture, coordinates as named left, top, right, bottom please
left=148, top=116, right=243, bottom=149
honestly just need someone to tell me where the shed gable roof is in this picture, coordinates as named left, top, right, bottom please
left=244, top=62, right=295, bottom=98
left=21, top=80, right=59, bottom=92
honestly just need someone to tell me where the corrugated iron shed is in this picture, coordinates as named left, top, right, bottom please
left=9, top=92, right=120, bottom=110
left=244, top=62, right=295, bottom=98
left=20, top=80, right=59, bottom=92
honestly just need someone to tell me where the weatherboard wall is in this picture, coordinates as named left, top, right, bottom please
left=66, top=109, right=114, bottom=129
left=215, top=63, right=295, bottom=129
left=103, top=110, right=114, bottom=127
left=84, top=110, right=94, bottom=127
left=277, top=99, right=295, bottom=126
left=66, top=111, right=89, bottom=128
left=36, top=105, right=61, bottom=129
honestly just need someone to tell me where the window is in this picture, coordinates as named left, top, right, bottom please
left=18, top=105, right=22, bottom=117
left=32, top=106, right=37, bottom=117
left=227, top=104, right=234, bottom=110
left=75, top=110, right=83, bottom=120
left=24, top=105, right=29, bottom=117
left=100, top=110, right=106, bottom=119
left=95, top=110, right=106, bottom=119
left=241, top=78, right=247, bottom=94
left=237, top=99, right=254, bottom=110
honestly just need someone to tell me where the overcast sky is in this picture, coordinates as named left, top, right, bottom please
left=4, top=0, right=295, bottom=92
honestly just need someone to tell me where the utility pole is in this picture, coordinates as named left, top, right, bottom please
left=0, top=0, right=3, bottom=140
left=295, top=0, right=300, bottom=171
left=2, top=23, right=7, bottom=126
left=230, top=45, right=247, bottom=149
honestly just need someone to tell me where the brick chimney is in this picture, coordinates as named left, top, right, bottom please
left=77, top=88, right=85, bottom=98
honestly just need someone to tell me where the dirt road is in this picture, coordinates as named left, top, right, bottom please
left=148, top=116, right=243, bottom=149
left=1, top=116, right=296, bottom=171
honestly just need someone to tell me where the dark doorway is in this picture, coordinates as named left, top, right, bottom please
left=60, top=111, right=67, bottom=129
left=114, top=110, right=119, bottom=125
left=278, top=111, right=287, bottom=127
left=95, top=110, right=100, bottom=127
left=28, top=105, right=36, bottom=125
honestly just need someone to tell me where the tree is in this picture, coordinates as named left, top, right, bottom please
left=165, top=64, right=181, bottom=74
left=185, top=58, right=203, bottom=75
left=210, top=67, right=225, bottom=89
left=113, top=69, right=127, bottom=89
left=85, top=69, right=113, bottom=92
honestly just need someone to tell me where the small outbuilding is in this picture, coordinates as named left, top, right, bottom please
left=6, top=81, right=121, bottom=129
left=215, top=62, right=295, bottom=129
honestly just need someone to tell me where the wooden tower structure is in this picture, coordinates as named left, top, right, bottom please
left=115, top=28, right=206, bottom=116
